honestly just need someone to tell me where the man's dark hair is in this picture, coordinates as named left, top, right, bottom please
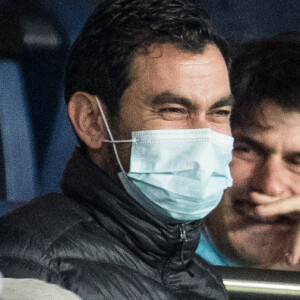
left=64, top=0, right=229, bottom=115
left=230, top=32, right=300, bottom=129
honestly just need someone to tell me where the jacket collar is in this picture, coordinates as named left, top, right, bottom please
left=61, top=147, right=202, bottom=268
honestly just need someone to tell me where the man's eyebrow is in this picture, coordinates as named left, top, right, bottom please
left=235, top=135, right=300, bottom=158
left=209, top=94, right=234, bottom=110
left=151, top=92, right=194, bottom=109
left=234, top=135, right=271, bottom=155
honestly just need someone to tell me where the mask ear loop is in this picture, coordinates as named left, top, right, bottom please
left=95, top=96, right=135, bottom=174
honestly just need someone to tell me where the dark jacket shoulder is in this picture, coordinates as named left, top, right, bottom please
left=0, top=193, right=91, bottom=248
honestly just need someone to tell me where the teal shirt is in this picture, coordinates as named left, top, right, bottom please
left=196, top=225, right=238, bottom=267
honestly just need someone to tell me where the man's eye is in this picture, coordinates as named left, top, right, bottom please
left=215, top=109, right=231, bottom=116
left=207, top=107, right=231, bottom=123
left=286, top=157, right=300, bottom=165
left=158, top=107, right=187, bottom=114
left=234, top=145, right=251, bottom=153
left=233, top=143, right=259, bottom=161
left=156, top=106, right=189, bottom=121
left=285, top=156, right=300, bottom=173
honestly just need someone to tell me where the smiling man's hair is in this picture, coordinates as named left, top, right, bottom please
left=230, top=32, right=300, bottom=130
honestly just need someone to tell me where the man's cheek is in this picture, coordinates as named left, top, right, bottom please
left=230, top=158, right=252, bottom=187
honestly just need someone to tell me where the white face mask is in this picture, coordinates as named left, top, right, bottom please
left=96, top=97, right=233, bottom=223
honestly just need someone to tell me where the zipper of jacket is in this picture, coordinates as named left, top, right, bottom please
left=162, top=223, right=193, bottom=285
left=179, top=223, right=195, bottom=276
left=179, top=223, right=187, bottom=243
left=179, top=223, right=187, bottom=266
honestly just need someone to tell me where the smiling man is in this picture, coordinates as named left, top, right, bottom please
left=196, top=34, right=300, bottom=271
left=0, top=0, right=233, bottom=299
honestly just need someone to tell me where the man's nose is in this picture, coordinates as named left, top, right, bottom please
left=251, top=155, right=286, bottom=197
left=191, top=114, right=207, bottom=129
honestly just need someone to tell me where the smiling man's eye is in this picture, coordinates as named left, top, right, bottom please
left=285, top=155, right=300, bottom=173
left=233, top=142, right=260, bottom=161
left=234, top=145, right=251, bottom=153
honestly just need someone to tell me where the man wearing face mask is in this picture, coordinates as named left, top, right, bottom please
left=0, top=0, right=233, bottom=299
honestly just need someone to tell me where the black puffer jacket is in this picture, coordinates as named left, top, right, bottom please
left=0, top=148, right=228, bottom=300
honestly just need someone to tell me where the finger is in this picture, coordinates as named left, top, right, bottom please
left=250, top=192, right=282, bottom=204
left=253, top=196, right=300, bottom=218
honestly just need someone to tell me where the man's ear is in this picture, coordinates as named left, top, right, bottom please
left=68, top=92, right=106, bottom=149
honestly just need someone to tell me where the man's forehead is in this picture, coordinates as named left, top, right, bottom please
left=129, top=44, right=228, bottom=96
left=257, top=104, right=300, bottom=127
left=130, top=43, right=226, bottom=75
left=233, top=100, right=300, bottom=131
left=232, top=104, right=300, bottom=153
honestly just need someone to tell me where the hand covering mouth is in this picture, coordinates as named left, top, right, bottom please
left=233, top=199, right=295, bottom=225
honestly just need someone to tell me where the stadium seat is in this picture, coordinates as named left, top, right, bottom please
left=0, top=60, right=39, bottom=204
left=39, top=0, right=98, bottom=194
left=0, top=2, right=62, bottom=215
